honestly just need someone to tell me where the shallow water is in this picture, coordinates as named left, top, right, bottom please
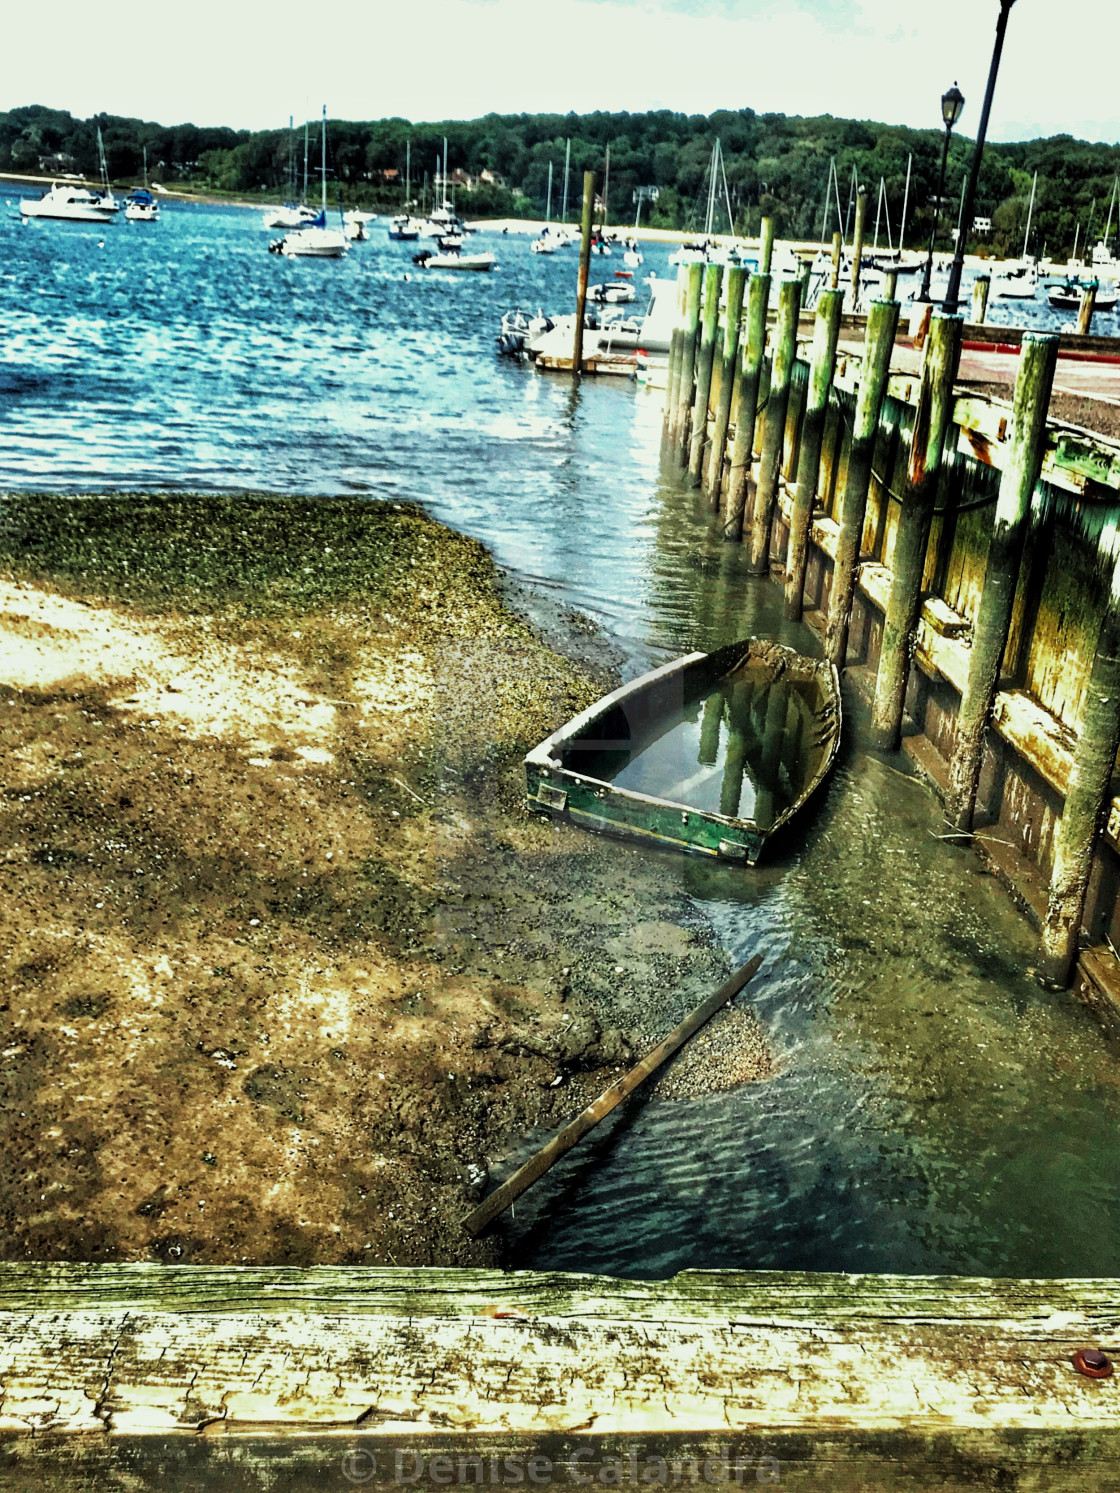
left=3, top=189, right=1120, bottom=1279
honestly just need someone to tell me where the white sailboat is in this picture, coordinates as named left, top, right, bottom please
left=125, top=146, right=160, bottom=221
left=667, top=139, right=740, bottom=265
left=21, top=126, right=120, bottom=222
left=274, top=107, right=348, bottom=259
left=263, top=119, right=324, bottom=230
left=388, top=138, right=425, bottom=240
left=992, top=170, right=1039, bottom=300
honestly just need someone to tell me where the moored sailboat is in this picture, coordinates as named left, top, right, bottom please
left=272, top=107, right=348, bottom=259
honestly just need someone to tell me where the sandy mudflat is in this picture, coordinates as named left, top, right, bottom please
left=0, top=493, right=772, bottom=1266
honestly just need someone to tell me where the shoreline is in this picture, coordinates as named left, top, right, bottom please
left=0, top=492, right=772, bottom=1268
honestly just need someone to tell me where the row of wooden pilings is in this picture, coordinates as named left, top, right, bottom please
left=660, top=223, right=1120, bottom=987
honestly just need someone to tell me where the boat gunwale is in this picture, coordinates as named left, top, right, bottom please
left=525, top=640, right=842, bottom=852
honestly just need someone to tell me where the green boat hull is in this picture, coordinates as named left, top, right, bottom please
left=524, top=638, right=840, bottom=866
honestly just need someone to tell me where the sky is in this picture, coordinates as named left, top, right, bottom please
left=4, top=0, right=1119, bottom=145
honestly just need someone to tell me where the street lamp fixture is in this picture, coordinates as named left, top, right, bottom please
left=918, top=83, right=965, bottom=303
left=943, top=0, right=1018, bottom=315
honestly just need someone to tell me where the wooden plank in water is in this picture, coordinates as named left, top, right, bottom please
left=460, top=955, right=764, bottom=1237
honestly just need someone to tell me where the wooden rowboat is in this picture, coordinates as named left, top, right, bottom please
left=525, top=639, right=841, bottom=864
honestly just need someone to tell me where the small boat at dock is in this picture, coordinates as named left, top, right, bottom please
left=1048, top=278, right=1119, bottom=311
left=525, top=639, right=841, bottom=864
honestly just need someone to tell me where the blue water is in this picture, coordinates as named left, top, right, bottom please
left=4, top=187, right=1120, bottom=1280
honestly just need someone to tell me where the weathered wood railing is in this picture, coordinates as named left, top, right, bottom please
left=662, top=226, right=1120, bottom=994
left=1, top=1263, right=1119, bottom=1489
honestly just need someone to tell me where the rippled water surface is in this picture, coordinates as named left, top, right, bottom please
left=4, top=189, right=1120, bottom=1279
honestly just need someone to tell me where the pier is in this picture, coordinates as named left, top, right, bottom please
left=662, top=231, right=1120, bottom=1005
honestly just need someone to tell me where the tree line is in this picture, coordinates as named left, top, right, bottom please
left=4, top=101, right=1120, bottom=259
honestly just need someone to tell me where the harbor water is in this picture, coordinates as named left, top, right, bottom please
left=3, top=189, right=1120, bottom=1280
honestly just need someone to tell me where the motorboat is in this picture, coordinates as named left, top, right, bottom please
left=497, top=308, right=555, bottom=356
left=125, top=187, right=159, bottom=223
left=413, top=246, right=496, bottom=272
left=344, top=208, right=377, bottom=226
left=20, top=181, right=120, bottom=222
left=270, top=107, right=348, bottom=260
left=263, top=203, right=324, bottom=230
left=388, top=215, right=423, bottom=241
left=345, top=217, right=368, bottom=242
left=1048, top=278, right=1119, bottom=312
left=992, top=262, right=1039, bottom=300
left=588, top=281, right=636, bottom=304
left=524, top=639, right=841, bottom=865
left=531, top=235, right=558, bottom=254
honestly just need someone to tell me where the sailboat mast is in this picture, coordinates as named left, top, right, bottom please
left=303, top=120, right=309, bottom=203
left=546, top=162, right=552, bottom=224
left=820, top=157, right=835, bottom=245
left=562, top=138, right=570, bottom=223
left=1103, top=177, right=1117, bottom=255
left=288, top=115, right=294, bottom=199
left=899, top=153, right=912, bottom=257
left=603, top=144, right=610, bottom=230
left=321, top=104, right=327, bottom=215
left=405, top=137, right=411, bottom=208
left=443, top=137, right=448, bottom=205
left=1022, top=169, right=1037, bottom=260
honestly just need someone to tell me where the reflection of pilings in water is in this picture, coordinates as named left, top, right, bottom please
left=720, top=681, right=750, bottom=819
left=698, top=689, right=724, bottom=765
left=782, top=687, right=806, bottom=803
left=755, top=678, right=788, bottom=828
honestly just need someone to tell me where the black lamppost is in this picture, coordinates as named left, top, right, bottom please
left=943, top=0, right=1017, bottom=314
left=917, top=83, right=966, bottom=303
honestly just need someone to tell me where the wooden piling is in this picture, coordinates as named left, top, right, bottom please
left=704, top=264, right=746, bottom=502
left=970, top=274, right=991, bottom=326
left=1077, top=279, right=1099, bottom=336
left=882, top=268, right=899, bottom=302
left=670, top=262, right=704, bottom=465
left=868, top=312, right=963, bottom=752
left=573, top=171, right=595, bottom=375
left=945, top=334, right=1059, bottom=830
left=748, top=278, right=803, bottom=574
left=798, top=258, right=813, bottom=302
left=785, top=288, right=844, bottom=621
left=830, top=231, right=842, bottom=290
left=850, top=185, right=868, bottom=312
left=661, top=269, right=687, bottom=457
left=1041, top=590, right=1120, bottom=985
left=688, top=263, right=724, bottom=486
left=759, top=215, right=775, bottom=275
left=824, top=297, right=900, bottom=670
left=722, top=270, right=770, bottom=541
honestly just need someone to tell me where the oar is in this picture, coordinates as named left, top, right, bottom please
left=461, top=954, right=764, bottom=1237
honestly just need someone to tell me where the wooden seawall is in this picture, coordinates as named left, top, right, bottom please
left=1, top=1263, right=1119, bottom=1489
left=661, top=236, right=1120, bottom=1009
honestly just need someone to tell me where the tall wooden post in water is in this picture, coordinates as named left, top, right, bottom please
left=748, top=278, right=802, bottom=575
left=688, top=263, right=724, bottom=485
left=970, top=274, right=991, bottom=325
left=704, top=264, right=745, bottom=502
left=785, top=288, right=844, bottom=620
left=573, top=171, right=595, bottom=375
left=671, top=263, right=705, bottom=464
left=868, top=312, right=963, bottom=752
left=722, top=225, right=773, bottom=542
left=1077, top=280, right=1099, bottom=336
left=945, top=333, right=1059, bottom=830
left=1041, top=572, right=1120, bottom=985
left=661, top=267, right=687, bottom=458
left=824, top=295, right=900, bottom=670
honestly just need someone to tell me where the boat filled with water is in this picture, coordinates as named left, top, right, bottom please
left=525, top=639, right=841, bottom=864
